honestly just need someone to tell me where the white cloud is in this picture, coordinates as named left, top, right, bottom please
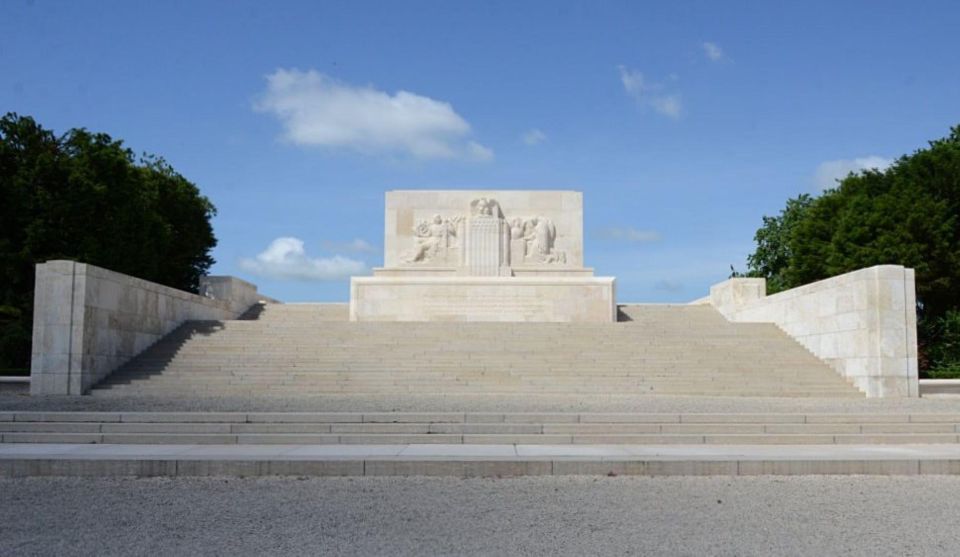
left=813, top=156, right=893, bottom=191
left=240, top=237, right=367, bottom=281
left=617, top=66, right=682, bottom=119
left=321, top=238, right=378, bottom=254
left=255, top=69, right=492, bottom=161
left=650, top=95, right=682, bottom=118
left=522, top=128, right=547, bottom=146
left=619, top=66, right=647, bottom=97
left=466, top=141, right=494, bottom=161
left=702, top=42, right=724, bottom=61
left=597, top=227, right=662, bottom=243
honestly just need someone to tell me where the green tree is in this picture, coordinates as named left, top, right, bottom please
left=0, top=113, right=217, bottom=373
left=740, top=124, right=960, bottom=375
left=742, top=194, right=814, bottom=294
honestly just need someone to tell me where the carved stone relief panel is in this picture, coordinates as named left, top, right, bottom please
left=403, top=214, right=464, bottom=265
left=510, top=216, right=566, bottom=265
left=384, top=191, right=583, bottom=270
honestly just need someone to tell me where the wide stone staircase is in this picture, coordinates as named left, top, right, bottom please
left=10, top=305, right=958, bottom=478
left=91, top=303, right=861, bottom=398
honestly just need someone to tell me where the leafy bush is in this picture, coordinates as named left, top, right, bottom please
left=926, top=311, right=960, bottom=378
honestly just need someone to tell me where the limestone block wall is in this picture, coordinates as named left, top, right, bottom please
left=31, top=260, right=267, bottom=395
left=706, top=265, right=918, bottom=397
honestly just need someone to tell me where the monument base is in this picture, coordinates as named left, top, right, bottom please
left=371, top=267, right=596, bottom=278
left=349, top=276, right=616, bottom=322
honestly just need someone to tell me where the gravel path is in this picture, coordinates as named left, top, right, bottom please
left=2, top=476, right=959, bottom=556
left=4, top=392, right=960, bottom=414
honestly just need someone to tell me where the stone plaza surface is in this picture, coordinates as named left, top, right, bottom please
left=4, top=476, right=958, bottom=556
left=350, top=190, right=616, bottom=322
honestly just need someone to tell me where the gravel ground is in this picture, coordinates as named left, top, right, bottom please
left=3, top=392, right=960, bottom=414
left=2, top=476, right=960, bottom=556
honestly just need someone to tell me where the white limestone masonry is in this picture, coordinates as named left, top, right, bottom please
left=383, top=190, right=584, bottom=270
left=354, top=190, right=616, bottom=322
left=30, top=260, right=266, bottom=395
left=704, top=265, right=918, bottom=398
left=351, top=276, right=617, bottom=322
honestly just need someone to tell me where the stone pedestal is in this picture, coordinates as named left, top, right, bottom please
left=350, top=190, right=616, bottom=322
left=350, top=276, right=616, bottom=322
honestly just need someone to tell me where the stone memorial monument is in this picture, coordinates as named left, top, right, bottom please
left=350, top=190, right=616, bottom=322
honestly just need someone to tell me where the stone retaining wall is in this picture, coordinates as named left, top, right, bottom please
left=705, top=265, right=918, bottom=397
left=30, top=260, right=267, bottom=395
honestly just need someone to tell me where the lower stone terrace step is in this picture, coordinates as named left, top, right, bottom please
left=5, top=443, right=960, bottom=477
left=4, top=412, right=960, bottom=445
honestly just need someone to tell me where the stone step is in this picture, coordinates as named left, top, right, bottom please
left=7, top=443, right=960, bottom=477
left=131, top=352, right=821, bottom=360
left=4, top=420, right=960, bottom=435
left=98, top=382, right=848, bottom=389
left=93, top=390, right=857, bottom=398
left=9, top=411, right=960, bottom=422
left=97, top=371, right=849, bottom=379
left=107, top=377, right=841, bottom=386
left=4, top=430, right=959, bottom=445
left=98, top=381, right=849, bottom=390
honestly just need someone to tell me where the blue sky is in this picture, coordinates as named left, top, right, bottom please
left=3, top=1, right=959, bottom=302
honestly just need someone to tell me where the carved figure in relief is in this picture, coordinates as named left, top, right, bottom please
left=406, top=214, right=463, bottom=263
left=403, top=198, right=567, bottom=267
left=519, top=216, right=566, bottom=264
left=533, top=217, right=554, bottom=257
left=510, top=218, right=524, bottom=240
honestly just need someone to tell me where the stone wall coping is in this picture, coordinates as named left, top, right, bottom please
left=31, top=260, right=267, bottom=395
left=48, top=260, right=231, bottom=310
left=757, top=265, right=906, bottom=303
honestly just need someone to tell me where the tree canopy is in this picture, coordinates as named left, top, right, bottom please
left=740, top=124, right=960, bottom=375
left=0, top=113, right=217, bottom=373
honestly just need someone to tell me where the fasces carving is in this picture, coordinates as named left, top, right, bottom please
left=466, top=216, right=504, bottom=276
left=403, top=199, right=566, bottom=270
left=405, top=214, right=464, bottom=264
